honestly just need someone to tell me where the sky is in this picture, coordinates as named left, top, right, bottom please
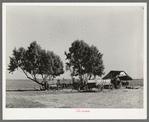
left=5, top=5, right=144, bottom=79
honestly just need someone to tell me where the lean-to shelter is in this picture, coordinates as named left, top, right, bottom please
left=102, top=70, right=133, bottom=88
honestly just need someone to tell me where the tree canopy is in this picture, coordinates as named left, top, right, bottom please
left=8, top=41, right=64, bottom=86
left=65, top=40, right=104, bottom=84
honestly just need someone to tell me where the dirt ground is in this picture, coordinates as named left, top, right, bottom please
left=6, top=87, right=143, bottom=108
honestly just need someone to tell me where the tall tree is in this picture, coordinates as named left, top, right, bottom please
left=65, top=40, right=104, bottom=84
left=8, top=41, right=64, bottom=89
left=85, top=45, right=105, bottom=79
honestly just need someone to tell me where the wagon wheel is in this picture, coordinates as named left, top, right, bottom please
left=117, top=82, right=122, bottom=89
left=119, top=82, right=122, bottom=89
left=110, top=83, right=114, bottom=90
left=100, top=85, right=104, bottom=91
left=88, top=86, right=91, bottom=91
left=97, top=85, right=100, bottom=91
left=77, top=85, right=81, bottom=91
left=84, top=85, right=89, bottom=91
left=97, top=85, right=103, bottom=92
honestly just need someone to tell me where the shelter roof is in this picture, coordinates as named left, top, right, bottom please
left=102, top=70, right=133, bottom=80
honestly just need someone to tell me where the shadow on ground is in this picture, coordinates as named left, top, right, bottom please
left=6, top=89, right=112, bottom=94
left=6, top=89, right=39, bottom=92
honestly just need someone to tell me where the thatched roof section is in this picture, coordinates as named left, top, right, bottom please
left=102, top=70, right=133, bottom=80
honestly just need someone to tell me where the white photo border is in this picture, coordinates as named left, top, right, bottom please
left=2, top=3, right=147, bottom=120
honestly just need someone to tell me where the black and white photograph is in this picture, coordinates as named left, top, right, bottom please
left=2, top=3, right=147, bottom=119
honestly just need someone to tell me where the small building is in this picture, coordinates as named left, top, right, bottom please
left=102, top=70, right=133, bottom=88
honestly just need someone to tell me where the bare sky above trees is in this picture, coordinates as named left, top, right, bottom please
left=6, top=5, right=144, bottom=79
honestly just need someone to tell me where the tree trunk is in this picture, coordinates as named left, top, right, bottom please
left=89, top=74, right=92, bottom=80
left=27, top=76, right=43, bottom=86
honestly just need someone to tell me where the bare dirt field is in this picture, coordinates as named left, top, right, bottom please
left=6, top=87, right=143, bottom=108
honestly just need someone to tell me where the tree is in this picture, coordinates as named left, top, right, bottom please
left=65, top=40, right=104, bottom=85
left=8, top=41, right=64, bottom=90
left=85, top=45, right=105, bottom=80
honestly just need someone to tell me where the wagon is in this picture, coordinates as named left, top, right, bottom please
left=77, top=79, right=109, bottom=91
left=78, top=83, right=103, bottom=92
left=102, top=79, right=115, bottom=90
left=86, top=82, right=104, bottom=91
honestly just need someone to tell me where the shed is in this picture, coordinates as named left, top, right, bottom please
left=102, top=70, right=133, bottom=88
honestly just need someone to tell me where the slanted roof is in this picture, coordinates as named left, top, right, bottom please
left=102, top=70, right=133, bottom=80
left=118, top=75, right=133, bottom=80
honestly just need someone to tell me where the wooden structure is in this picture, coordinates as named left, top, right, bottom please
left=102, top=70, right=133, bottom=89
left=85, top=80, right=103, bottom=91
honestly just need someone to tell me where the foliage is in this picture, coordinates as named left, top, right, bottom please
left=65, top=40, right=104, bottom=84
left=8, top=41, right=64, bottom=87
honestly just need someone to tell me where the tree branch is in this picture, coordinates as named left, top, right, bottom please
left=20, top=68, right=42, bottom=85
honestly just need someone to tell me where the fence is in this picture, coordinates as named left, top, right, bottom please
left=127, top=79, right=143, bottom=88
